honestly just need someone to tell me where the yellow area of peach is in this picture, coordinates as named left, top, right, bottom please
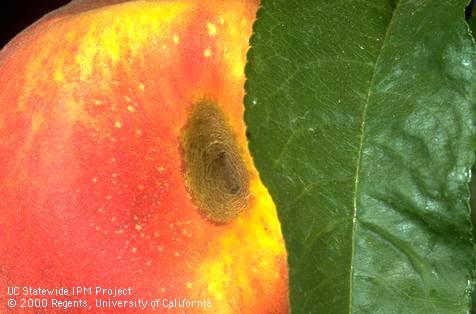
left=19, top=1, right=191, bottom=119
left=210, top=3, right=254, bottom=82
left=192, top=178, right=287, bottom=313
left=69, top=1, right=189, bottom=82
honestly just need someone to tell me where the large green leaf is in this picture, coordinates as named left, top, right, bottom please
left=245, top=1, right=475, bottom=313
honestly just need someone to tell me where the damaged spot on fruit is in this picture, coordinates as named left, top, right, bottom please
left=181, top=101, right=249, bottom=224
left=209, top=151, right=241, bottom=194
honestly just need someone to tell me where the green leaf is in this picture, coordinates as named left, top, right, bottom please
left=245, top=1, right=475, bottom=313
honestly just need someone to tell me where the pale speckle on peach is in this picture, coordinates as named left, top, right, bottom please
left=207, top=21, right=217, bottom=36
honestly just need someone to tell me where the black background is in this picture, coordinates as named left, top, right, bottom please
left=0, top=0, right=70, bottom=48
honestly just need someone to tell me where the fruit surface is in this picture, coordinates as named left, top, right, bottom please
left=0, top=0, right=288, bottom=313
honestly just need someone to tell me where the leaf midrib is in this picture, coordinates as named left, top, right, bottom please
left=348, top=1, right=401, bottom=313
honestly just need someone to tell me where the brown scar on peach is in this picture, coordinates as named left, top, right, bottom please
left=181, top=101, right=249, bottom=224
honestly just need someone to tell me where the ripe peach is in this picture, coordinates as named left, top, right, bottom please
left=0, top=0, right=288, bottom=313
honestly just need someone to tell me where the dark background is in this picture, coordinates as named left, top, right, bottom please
left=0, top=0, right=70, bottom=48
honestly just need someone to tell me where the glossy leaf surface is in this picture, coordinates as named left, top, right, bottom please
left=245, top=1, right=476, bottom=312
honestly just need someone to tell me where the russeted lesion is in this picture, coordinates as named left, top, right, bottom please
left=181, top=101, right=250, bottom=224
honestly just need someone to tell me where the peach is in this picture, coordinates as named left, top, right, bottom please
left=0, top=0, right=288, bottom=313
